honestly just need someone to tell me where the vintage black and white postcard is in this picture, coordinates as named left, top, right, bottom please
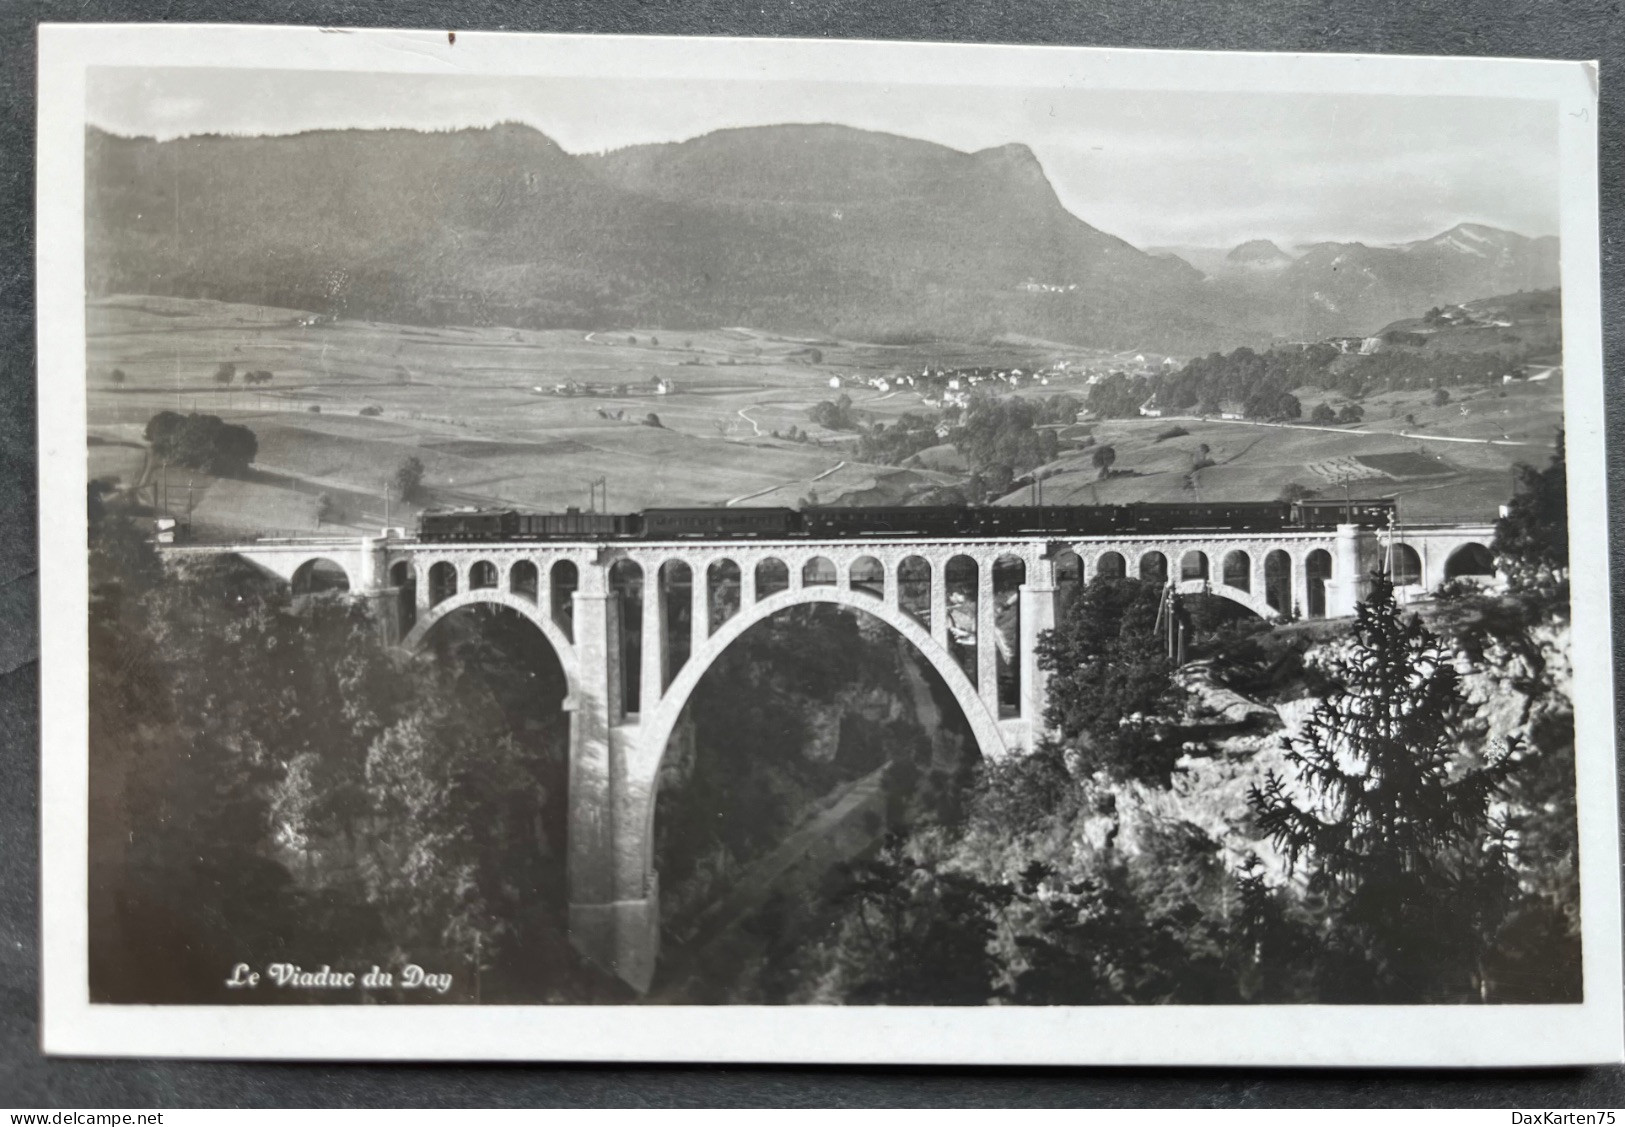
left=35, top=24, right=1621, bottom=1064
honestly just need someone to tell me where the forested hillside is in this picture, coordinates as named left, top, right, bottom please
left=86, top=123, right=1228, bottom=351
left=1082, top=290, right=1560, bottom=421
left=86, top=123, right=1558, bottom=350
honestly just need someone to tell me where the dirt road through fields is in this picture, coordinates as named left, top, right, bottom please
left=725, top=459, right=845, bottom=506
left=1160, top=414, right=1546, bottom=448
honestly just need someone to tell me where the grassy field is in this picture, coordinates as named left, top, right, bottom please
left=1021, top=377, right=1561, bottom=522
left=87, top=295, right=1561, bottom=534
left=86, top=296, right=1111, bottom=532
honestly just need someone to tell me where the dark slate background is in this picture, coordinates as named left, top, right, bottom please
left=2, top=0, right=1621, bottom=1108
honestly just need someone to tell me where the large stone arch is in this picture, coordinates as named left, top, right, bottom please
left=400, top=585, right=579, bottom=696
left=629, top=583, right=1013, bottom=902
left=641, top=583, right=1009, bottom=766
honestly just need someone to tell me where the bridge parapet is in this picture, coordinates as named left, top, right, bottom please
left=162, top=536, right=385, bottom=595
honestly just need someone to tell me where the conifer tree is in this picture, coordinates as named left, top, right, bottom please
left=1248, top=573, right=1516, bottom=1002
left=1035, top=576, right=1179, bottom=784
left=1493, top=431, right=1567, bottom=596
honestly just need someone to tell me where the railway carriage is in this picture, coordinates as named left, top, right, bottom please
left=1291, top=498, right=1396, bottom=529
left=642, top=507, right=798, bottom=539
left=419, top=497, right=1399, bottom=543
left=804, top=506, right=968, bottom=539
left=420, top=507, right=634, bottom=541
left=517, top=511, right=636, bottom=539
left=419, top=508, right=520, bottom=541
left=1120, top=501, right=1294, bottom=533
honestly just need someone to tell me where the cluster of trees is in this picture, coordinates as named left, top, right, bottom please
left=1148, top=340, right=1534, bottom=421
left=1083, top=371, right=1154, bottom=419
left=1031, top=393, right=1085, bottom=426
left=144, top=411, right=258, bottom=476
left=1320, top=349, right=1525, bottom=400
left=392, top=456, right=427, bottom=505
left=947, top=398, right=1061, bottom=493
left=851, top=393, right=1083, bottom=481
left=1309, top=402, right=1365, bottom=425
left=1134, top=341, right=1531, bottom=425
left=1035, top=578, right=1178, bottom=783
left=1152, top=346, right=1323, bottom=418
left=854, top=412, right=942, bottom=466
left=211, top=362, right=275, bottom=387
left=807, top=394, right=861, bottom=431
left=87, top=512, right=606, bottom=1003
left=1494, top=433, right=1568, bottom=597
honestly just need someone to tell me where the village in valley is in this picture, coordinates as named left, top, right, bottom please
left=87, top=283, right=1562, bottom=539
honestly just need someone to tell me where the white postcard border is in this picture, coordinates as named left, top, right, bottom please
left=35, top=23, right=1622, bottom=1065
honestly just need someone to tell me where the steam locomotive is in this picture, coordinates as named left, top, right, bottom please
left=417, top=498, right=1394, bottom=542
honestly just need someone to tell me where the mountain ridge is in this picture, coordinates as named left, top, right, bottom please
left=84, top=122, right=1558, bottom=352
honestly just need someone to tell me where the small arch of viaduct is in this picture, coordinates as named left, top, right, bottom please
left=399, top=585, right=581, bottom=702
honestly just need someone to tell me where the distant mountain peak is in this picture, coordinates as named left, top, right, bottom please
left=1226, top=238, right=1292, bottom=264
left=1447, top=221, right=1512, bottom=238
left=1407, top=222, right=1529, bottom=257
left=973, top=140, right=1040, bottom=162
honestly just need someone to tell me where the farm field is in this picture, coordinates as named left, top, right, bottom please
left=87, top=294, right=1561, bottom=534
left=1020, top=377, right=1562, bottom=523
left=85, top=296, right=1114, bottom=533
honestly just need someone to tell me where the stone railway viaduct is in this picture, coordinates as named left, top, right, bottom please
left=168, top=520, right=1498, bottom=991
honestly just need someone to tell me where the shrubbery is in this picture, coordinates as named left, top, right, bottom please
left=392, top=456, right=426, bottom=504
left=807, top=395, right=860, bottom=431
left=143, top=411, right=258, bottom=476
left=1494, top=433, right=1567, bottom=598
left=1035, top=576, right=1181, bottom=784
